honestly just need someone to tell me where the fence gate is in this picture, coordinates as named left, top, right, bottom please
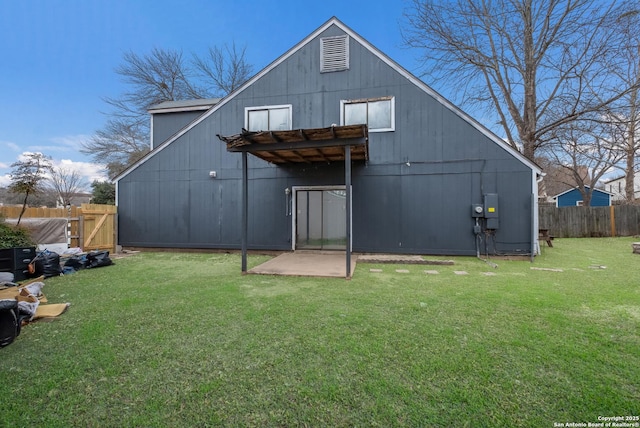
left=79, top=204, right=117, bottom=253
left=0, top=203, right=117, bottom=253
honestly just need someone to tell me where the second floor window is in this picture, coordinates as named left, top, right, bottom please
left=341, top=97, right=395, bottom=132
left=245, top=105, right=292, bottom=132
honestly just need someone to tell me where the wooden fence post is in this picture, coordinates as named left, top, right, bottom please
left=610, top=205, right=616, bottom=237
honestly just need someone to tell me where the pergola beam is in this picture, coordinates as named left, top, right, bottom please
left=227, top=137, right=366, bottom=153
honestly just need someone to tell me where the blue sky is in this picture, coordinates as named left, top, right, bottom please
left=0, top=0, right=425, bottom=188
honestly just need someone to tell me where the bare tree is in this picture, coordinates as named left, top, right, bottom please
left=536, top=156, right=589, bottom=200
left=107, top=48, right=202, bottom=120
left=8, top=153, right=53, bottom=225
left=48, top=166, right=87, bottom=208
left=403, top=0, right=637, bottom=161
left=601, top=8, right=640, bottom=201
left=84, top=45, right=253, bottom=178
left=542, top=118, right=625, bottom=206
left=192, top=43, right=253, bottom=96
left=82, top=48, right=197, bottom=178
left=81, top=118, right=150, bottom=179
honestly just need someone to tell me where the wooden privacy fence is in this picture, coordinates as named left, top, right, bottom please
left=0, top=204, right=117, bottom=253
left=539, top=205, right=640, bottom=238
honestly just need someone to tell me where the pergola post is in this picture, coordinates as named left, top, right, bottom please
left=241, top=151, right=248, bottom=273
left=345, top=145, right=352, bottom=279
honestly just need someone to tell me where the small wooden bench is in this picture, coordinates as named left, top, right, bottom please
left=539, top=229, right=554, bottom=247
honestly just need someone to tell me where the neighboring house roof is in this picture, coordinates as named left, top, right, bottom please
left=604, top=175, right=626, bottom=184
left=114, top=16, right=542, bottom=182
left=552, top=186, right=613, bottom=199
left=56, top=192, right=93, bottom=207
left=147, top=98, right=221, bottom=114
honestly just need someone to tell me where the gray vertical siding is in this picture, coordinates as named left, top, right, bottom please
left=117, top=22, right=535, bottom=255
left=151, top=111, right=204, bottom=148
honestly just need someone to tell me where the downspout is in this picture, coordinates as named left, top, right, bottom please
left=532, top=172, right=545, bottom=261
left=149, top=114, right=154, bottom=150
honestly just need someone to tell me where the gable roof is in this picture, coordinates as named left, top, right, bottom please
left=552, top=185, right=613, bottom=199
left=115, top=16, right=542, bottom=182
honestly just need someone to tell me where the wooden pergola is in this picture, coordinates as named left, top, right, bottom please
left=217, top=124, right=368, bottom=279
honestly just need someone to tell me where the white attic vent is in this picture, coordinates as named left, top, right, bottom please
left=320, top=35, right=349, bottom=73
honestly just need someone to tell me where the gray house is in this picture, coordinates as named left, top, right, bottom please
left=115, top=17, right=542, bottom=260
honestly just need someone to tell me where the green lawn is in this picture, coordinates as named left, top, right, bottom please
left=1, top=238, right=639, bottom=427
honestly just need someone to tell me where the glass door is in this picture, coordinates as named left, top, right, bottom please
left=295, top=189, right=346, bottom=250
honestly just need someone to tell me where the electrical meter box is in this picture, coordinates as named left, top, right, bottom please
left=471, top=204, right=484, bottom=218
left=484, top=193, right=499, bottom=229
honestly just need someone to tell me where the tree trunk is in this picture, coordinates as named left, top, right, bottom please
left=625, top=149, right=635, bottom=202
left=522, top=134, right=536, bottom=161
left=521, top=0, right=537, bottom=162
left=16, top=191, right=30, bottom=226
left=625, top=88, right=637, bottom=202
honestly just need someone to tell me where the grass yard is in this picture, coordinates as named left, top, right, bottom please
left=1, top=238, right=639, bottom=427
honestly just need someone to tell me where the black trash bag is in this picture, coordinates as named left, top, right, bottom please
left=64, top=254, right=88, bottom=271
left=34, top=251, right=62, bottom=278
left=0, top=299, right=21, bottom=348
left=86, top=250, right=113, bottom=269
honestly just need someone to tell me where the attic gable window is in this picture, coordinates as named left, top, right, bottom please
left=341, top=97, right=395, bottom=132
left=320, top=35, right=349, bottom=73
left=245, top=104, right=292, bottom=131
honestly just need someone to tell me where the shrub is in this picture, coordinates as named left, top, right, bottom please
left=0, top=215, right=35, bottom=248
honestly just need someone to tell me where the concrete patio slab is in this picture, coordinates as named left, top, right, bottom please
left=248, top=251, right=357, bottom=278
